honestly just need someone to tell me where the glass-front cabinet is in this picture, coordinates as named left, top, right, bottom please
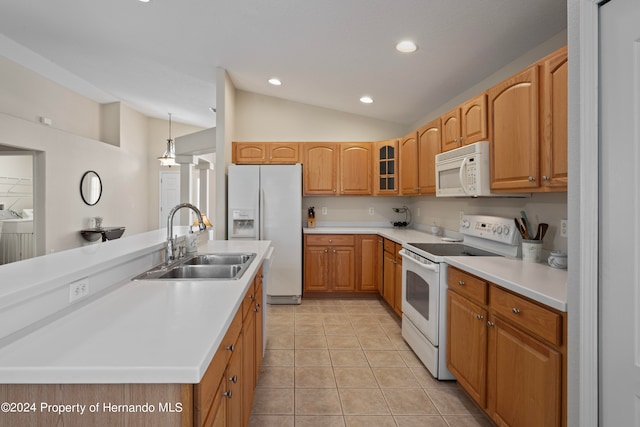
left=374, top=139, right=399, bottom=195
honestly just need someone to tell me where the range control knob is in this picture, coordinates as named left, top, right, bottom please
left=495, top=225, right=503, bottom=235
left=462, top=220, right=471, bottom=229
left=503, top=226, right=510, bottom=236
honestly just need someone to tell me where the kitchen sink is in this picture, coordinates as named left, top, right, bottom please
left=183, top=253, right=254, bottom=266
left=133, top=252, right=256, bottom=281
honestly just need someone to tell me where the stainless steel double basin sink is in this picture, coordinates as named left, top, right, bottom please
left=134, top=253, right=256, bottom=281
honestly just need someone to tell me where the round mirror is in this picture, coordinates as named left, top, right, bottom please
left=80, top=171, right=102, bottom=206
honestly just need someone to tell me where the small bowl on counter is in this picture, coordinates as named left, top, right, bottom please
left=548, top=251, right=568, bottom=269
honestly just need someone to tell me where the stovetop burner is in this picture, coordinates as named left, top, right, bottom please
left=406, top=243, right=500, bottom=257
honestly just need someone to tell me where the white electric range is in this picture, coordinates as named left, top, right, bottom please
left=399, top=215, right=520, bottom=380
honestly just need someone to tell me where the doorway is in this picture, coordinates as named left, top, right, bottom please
left=159, top=171, right=180, bottom=228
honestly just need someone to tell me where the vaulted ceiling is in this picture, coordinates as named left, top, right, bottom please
left=0, top=0, right=567, bottom=128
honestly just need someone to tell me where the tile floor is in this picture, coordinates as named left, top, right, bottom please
left=250, top=297, right=495, bottom=427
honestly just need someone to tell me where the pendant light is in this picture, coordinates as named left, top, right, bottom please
left=158, top=113, right=177, bottom=167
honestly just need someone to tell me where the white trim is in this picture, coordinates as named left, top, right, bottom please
left=575, top=1, right=601, bottom=426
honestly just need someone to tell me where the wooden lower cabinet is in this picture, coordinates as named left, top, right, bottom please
left=446, top=267, right=566, bottom=427
left=303, top=234, right=361, bottom=293
left=357, top=235, right=378, bottom=292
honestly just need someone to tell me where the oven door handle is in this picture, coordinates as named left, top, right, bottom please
left=399, top=249, right=439, bottom=272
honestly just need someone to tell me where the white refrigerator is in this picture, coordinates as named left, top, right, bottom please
left=227, top=164, right=302, bottom=304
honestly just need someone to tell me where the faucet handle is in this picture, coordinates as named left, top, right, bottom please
left=178, top=245, right=186, bottom=259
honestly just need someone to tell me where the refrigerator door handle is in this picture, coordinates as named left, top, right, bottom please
left=259, top=188, right=265, bottom=240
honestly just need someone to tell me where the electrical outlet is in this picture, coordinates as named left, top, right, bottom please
left=416, top=208, right=421, bottom=217
left=368, top=207, right=375, bottom=215
left=560, top=219, right=568, bottom=238
left=321, top=207, right=327, bottom=215
left=69, top=278, right=89, bottom=302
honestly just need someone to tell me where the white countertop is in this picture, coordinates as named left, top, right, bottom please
left=0, top=239, right=272, bottom=384
left=304, top=226, right=567, bottom=311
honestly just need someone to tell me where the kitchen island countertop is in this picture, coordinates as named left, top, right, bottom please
left=0, top=239, right=272, bottom=384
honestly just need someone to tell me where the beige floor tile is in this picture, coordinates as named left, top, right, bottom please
left=268, top=313, right=295, bottom=324
left=262, top=349, right=295, bottom=366
left=295, top=415, right=346, bottom=427
left=353, top=323, right=387, bottom=336
left=295, top=334, right=328, bottom=349
left=268, top=304, right=295, bottom=313
left=330, top=349, right=369, bottom=367
left=334, top=367, right=378, bottom=388
left=394, top=415, right=449, bottom=427
left=295, top=349, right=332, bottom=366
left=410, top=367, right=457, bottom=389
left=343, top=305, right=374, bottom=314
left=319, top=305, right=347, bottom=314
left=379, top=322, right=402, bottom=335
left=399, top=350, right=424, bottom=368
left=364, top=351, right=407, bottom=367
left=344, top=415, right=397, bottom=427
left=372, top=367, right=420, bottom=388
left=256, top=366, right=295, bottom=388
left=326, top=335, right=361, bottom=349
left=382, top=388, right=439, bottom=415
left=295, top=367, right=336, bottom=388
left=295, top=388, right=343, bottom=415
left=251, top=387, right=294, bottom=415
left=358, top=335, right=394, bottom=350
left=295, top=313, right=325, bottom=324
left=295, top=323, right=325, bottom=335
left=387, top=333, right=412, bottom=351
left=442, top=414, right=496, bottom=427
left=248, top=414, right=294, bottom=427
left=339, top=388, right=390, bottom=415
left=295, top=304, right=322, bottom=313
left=348, top=314, right=379, bottom=325
left=426, top=388, right=483, bottom=415
left=324, top=323, right=356, bottom=336
left=323, top=314, right=352, bottom=325
left=268, top=324, right=295, bottom=335
left=266, top=334, right=295, bottom=350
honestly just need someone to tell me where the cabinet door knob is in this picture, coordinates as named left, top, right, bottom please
left=332, top=249, right=336, bottom=253
left=223, top=390, right=233, bottom=398
left=476, top=314, right=484, bottom=320
left=229, top=375, right=238, bottom=383
left=487, top=321, right=495, bottom=327
left=333, top=188, right=337, bottom=192
left=528, top=176, right=536, bottom=182
left=324, top=249, right=328, bottom=253
left=512, top=308, right=521, bottom=314
left=226, top=344, right=235, bottom=352
left=329, top=239, right=333, bottom=243
left=250, top=294, right=255, bottom=300
left=458, top=280, right=465, bottom=286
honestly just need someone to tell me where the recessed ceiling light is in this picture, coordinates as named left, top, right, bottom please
left=396, top=40, right=418, bottom=53
left=139, top=0, right=150, bottom=3
left=360, top=96, right=374, bottom=104
left=268, top=78, right=282, bottom=86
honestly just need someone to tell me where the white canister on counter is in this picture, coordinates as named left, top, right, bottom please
left=522, top=239, right=543, bottom=263
left=548, top=251, right=568, bottom=269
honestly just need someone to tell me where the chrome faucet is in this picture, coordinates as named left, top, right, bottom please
left=166, top=203, right=206, bottom=262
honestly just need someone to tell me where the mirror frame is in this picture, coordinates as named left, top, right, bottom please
left=80, top=170, right=102, bottom=206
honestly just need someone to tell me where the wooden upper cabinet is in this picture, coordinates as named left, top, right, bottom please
left=374, top=139, right=399, bottom=195
left=488, top=65, right=540, bottom=190
left=399, top=131, right=419, bottom=195
left=303, top=143, right=339, bottom=194
left=340, top=143, right=372, bottom=195
left=233, top=142, right=299, bottom=164
left=417, top=118, right=441, bottom=195
left=441, top=108, right=461, bottom=152
left=461, top=93, right=488, bottom=145
left=441, top=93, right=487, bottom=153
left=234, top=143, right=266, bottom=164
left=540, top=46, right=568, bottom=190
left=268, top=143, right=300, bottom=163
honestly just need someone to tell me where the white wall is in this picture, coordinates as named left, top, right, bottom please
left=0, top=56, right=204, bottom=253
left=0, top=154, right=32, bottom=213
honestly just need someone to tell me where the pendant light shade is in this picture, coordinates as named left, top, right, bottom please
left=158, top=113, right=177, bottom=167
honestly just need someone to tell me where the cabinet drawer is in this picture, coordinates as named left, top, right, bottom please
left=383, top=238, right=398, bottom=254
left=306, top=234, right=355, bottom=246
left=447, top=267, right=488, bottom=305
left=489, top=285, right=562, bottom=346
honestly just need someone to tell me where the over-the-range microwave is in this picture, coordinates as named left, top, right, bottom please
left=435, top=141, right=529, bottom=197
